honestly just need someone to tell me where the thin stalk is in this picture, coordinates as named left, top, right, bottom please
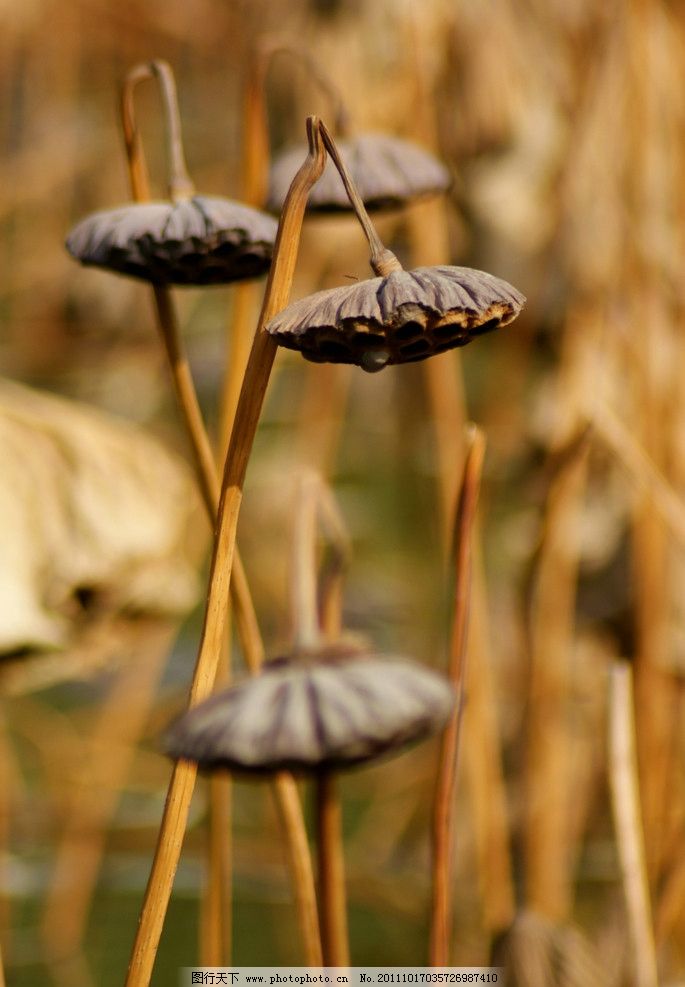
left=318, top=121, right=401, bottom=277
left=292, top=471, right=321, bottom=650
left=220, top=39, right=349, bottom=459
left=0, top=944, right=7, bottom=987
left=149, top=60, right=194, bottom=202
left=124, top=116, right=327, bottom=987
left=462, top=553, right=516, bottom=934
left=316, top=773, right=349, bottom=966
left=316, top=480, right=352, bottom=639
left=430, top=425, right=486, bottom=965
left=150, top=284, right=218, bottom=518
left=608, top=663, right=659, bottom=987
left=241, top=37, right=349, bottom=206
left=291, top=471, right=350, bottom=965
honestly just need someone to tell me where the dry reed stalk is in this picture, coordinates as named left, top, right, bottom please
left=316, top=774, right=349, bottom=966
left=40, top=621, right=176, bottom=964
left=406, top=17, right=516, bottom=944
left=589, top=403, right=685, bottom=549
left=400, top=10, right=467, bottom=544
left=627, top=289, right=676, bottom=893
left=124, top=117, right=327, bottom=987
left=406, top=195, right=467, bottom=543
left=294, top=360, right=353, bottom=476
left=524, top=435, right=590, bottom=921
left=608, top=662, right=659, bottom=987
left=294, top=472, right=351, bottom=966
left=461, top=552, right=516, bottom=935
left=430, top=425, right=486, bottom=965
left=522, top=299, right=608, bottom=922
left=201, top=765, right=232, bottom=966
left=619, top=0, right=685, bottom=896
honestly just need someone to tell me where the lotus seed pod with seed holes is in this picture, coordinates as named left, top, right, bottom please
left=66, top=197, right=278, bottom=287
left=66, top=59, right=278, bottom=287
left=266, top=264, right=525, bottom=372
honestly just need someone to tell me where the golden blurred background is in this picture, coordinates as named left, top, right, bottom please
left=3, top=0, right=685, bottom=984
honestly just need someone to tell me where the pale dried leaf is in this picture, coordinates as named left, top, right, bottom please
left=0, top=380, right=203, bottom=688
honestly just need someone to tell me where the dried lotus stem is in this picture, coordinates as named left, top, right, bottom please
left=291, top=472, right=351, bottom=965
left=119, top=61, right=216, bottom=520
left=122, top=60, right=194, bottom=203
left=242, top=37, right=349, bottom=208
left=430, top=425, right=486, bottom=965
left=124, top=116, right=327, bottom=987
left=219, top=39, right=349, bottom=453
left=318, top=120, right=402, bottom=277
left=608, top=663, right=659, bottom=987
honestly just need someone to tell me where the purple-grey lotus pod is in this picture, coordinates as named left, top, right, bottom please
left=165, top=641, right=454, bottom=774
left=266, top=264, right=525, bottom=372
left=267, top=133, right=451, bottom=214
left=66, top=196, right=278, bottom=287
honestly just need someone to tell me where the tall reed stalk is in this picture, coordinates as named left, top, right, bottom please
left=608, top=662, right=659, bottom=987
left=430, top=425, right=485, bottom=964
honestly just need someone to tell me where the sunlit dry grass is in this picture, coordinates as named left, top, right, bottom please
left=3, top=0, right=685, bottom=984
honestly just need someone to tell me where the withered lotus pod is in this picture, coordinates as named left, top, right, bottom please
left=267, top=121, right=525, bottom=372
left=66, top=198, right=277, bottom=286
left=164, top=640, right=454, bottom=773
left=267, top=264, right=524, bottom=371
left=66, top=60, right=277, bottom=286
left=267, top=132, right=451, bottom=214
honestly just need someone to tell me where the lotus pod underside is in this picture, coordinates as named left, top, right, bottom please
left=165, top=649, right=454, bottom=774
left=266, top=265, right=526, bottom=369
left=66, top=196, right=278, bottom=286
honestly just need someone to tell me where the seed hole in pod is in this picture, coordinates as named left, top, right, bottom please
left=433, top=321, right=466, bottom=340
left=394, top=320, right=424, bottom=341
left=470, top=317, right=500, bottom=336
left=360, top=349, right=390, bottom=373
left=356, top=331, right=386, bottom=346
left=399, top=337, right=431, bottom=357
left=318, top=338, right=352, bottom=361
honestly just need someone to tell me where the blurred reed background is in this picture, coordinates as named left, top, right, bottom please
left=3, top=0, right=685, bottom=984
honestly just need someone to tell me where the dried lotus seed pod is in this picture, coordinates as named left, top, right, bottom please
left=267, top=132, right=451, bottom=214
left=66, top=196, right=278, bottom=286
left=165, top=641, right=454, bottom=774
left=267, top=264, right=525, bottom=371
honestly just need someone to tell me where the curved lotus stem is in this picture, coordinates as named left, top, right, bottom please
left=124, top=116, right=327, bottom=987
left=119, top=58, right=315, bottom=974
left=120, top=59, right=195, bottom=204
left=318, top=120, right=402, bottom=277
left=242, top=37, right=349, bottom=207
left=221, top=40, right=348, bottom=455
